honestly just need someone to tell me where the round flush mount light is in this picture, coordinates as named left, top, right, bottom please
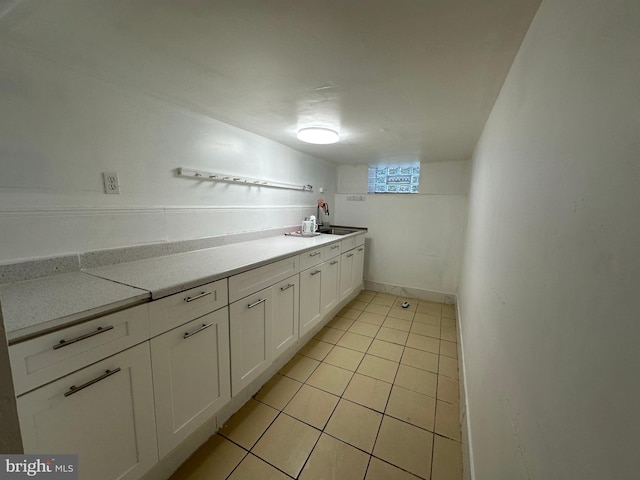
left=297, top=127, right=340, bottom=145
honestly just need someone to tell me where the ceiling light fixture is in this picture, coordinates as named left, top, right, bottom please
left=297, top=127, right=339, bottom=145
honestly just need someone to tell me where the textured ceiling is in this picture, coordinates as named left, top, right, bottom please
left=0, top=0, right=541, bottom=164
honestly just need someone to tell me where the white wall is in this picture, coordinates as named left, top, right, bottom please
left=0, top=43, right=336, bottom=263
left=334, top=161, right=469, bottom=297
left=458, top=0, right=640, bottom=478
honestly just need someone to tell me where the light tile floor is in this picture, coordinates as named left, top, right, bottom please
left=170, top=291, right=463, bottom=480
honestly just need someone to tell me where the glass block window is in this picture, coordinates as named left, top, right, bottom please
left=367, top=163, right=420, bottom=194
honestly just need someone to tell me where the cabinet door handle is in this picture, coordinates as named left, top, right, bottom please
left=331, top=245, right=340, bottom=249
left=248, top=298, right=267, bottom=309
left=358, top=248, right=364, bottom=251
left=184, top=291, right=213, bottom=302
left=64, top=368, right=121, bottom=397
left=346, top=253, right=354, bottom=258
left=311, top=270, right=321, bottom=276
left=53, top=325, right=114, bottom=350
left=309, top=252, right=321, bottom=257
left=280, top=283, right=295, bottom=291
left=184, top=322, right=214, bottom=339
left=330, top=260, right=339, bottom=265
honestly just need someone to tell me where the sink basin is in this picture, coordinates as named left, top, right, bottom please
left=317, top=227, right=358, bottom=236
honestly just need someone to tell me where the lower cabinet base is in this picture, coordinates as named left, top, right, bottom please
left=143, top=286, right=362, bottom=480
left=139, top=416, right=218, bottom=480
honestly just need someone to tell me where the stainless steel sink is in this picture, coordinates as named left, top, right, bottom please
left=317, top=227, right=359, bottom=236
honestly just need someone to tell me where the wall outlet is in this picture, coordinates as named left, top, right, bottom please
left=102, top=172, right=120, bottom=194
left=346, top=195, right=366, bottom=201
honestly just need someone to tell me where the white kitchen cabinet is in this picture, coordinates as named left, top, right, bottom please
left=339, top=250, right=355, bottom=301
left=148, top=278, right=227, bottom=337
left=299, top=265, right=323, bottom=337
left=339, top=240, right=366, bottom=302
left=323, top=242, right=342, bottom=259
left=17, top=342, right=158, bottom=480
left=271, top=275, right=299, bottom=358
left=150, top=307, right=230, bottom=459
left=299, top=248, right=325, bottom=271
left=229, top=288, right=273, bottom=396
left=352, top=245, right=365, bottom=291
left=229, top=256, right=298, bottom=303
left=321, top=257, right=341, bottom=314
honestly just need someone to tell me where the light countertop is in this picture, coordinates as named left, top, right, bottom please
left=0, top=272, right=149, bottom=343
left=85, top=233, right=346, bottom=299
left=1, top=231, right=364, bottom=344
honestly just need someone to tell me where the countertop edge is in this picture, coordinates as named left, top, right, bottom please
left=3, top=228, right=367, bottom=343
left=6, top=293, right=151, bottom=345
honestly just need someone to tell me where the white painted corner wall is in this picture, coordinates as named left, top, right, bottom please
left=0, top=43, right=336, bottom=263
left=334, top=161, right=469, bottom=295
left=458, top=0, right=640, bottom=478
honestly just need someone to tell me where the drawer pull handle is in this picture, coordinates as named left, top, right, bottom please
left=53, top=325, right=114, bottom=350
left=64, top=368, right=121, bottom=397
left=280, top=284, right=295, bottom=291
left=311, top=270, right=321, bottom=276
left=184, top=322, right=214, bottom=339
left=346, top=253, right=354, bottom=258
left=248, top=298, right=266, bottom=309
left=331, top=245, right=340, bottom=249
left=358, top=248, right=364, bottom=251
left=330, top=260, right=339, bottom=265
left=184, top=291, right=212, bottom=302
left=309, top=252, right=321, bottom=257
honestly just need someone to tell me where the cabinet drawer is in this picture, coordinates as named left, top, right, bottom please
left=341, top=236, right=356, bottom=252
left=355, top=234, right=366, bottom=247
left=149, top=279, right=228, bottom=336
left=299, top=248, right=324, bottom=271
left=10, top=304, right=150, bottom=396
left=229, top=256, right=299, bottom=303
left=323, top=241, right=342, bottom=260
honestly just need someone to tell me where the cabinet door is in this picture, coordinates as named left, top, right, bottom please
left=271, top=275, right=299, bottom=358
left=150, top=308, right=231, bottom=458
left=299, top=267, right=323, bottom=337
left=229, top=288, right=273, bottom=396
left=17, top=343, right=158, bottom=480
left=339, top=250, right=355, bottom=301
left=351, top=246, right=365, bottom=292
left=321, top=258, right=341, bottom=315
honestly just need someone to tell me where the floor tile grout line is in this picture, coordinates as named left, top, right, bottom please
left=430, top=314, right=442, bottom=479
left=222, top=295, right=458, bottom=480
left=253, top=410, right=323, bottom=479
left=218, top=402, right=283, bottom=453
left=368, top=455, right=431, bottom=480
left=222, top=447, right=250, bottom=480
left=230, top=450, right=296, bottom=480
left=366, top=341, right=403, bottom=478
left=295, top=340, right=373, bottom=479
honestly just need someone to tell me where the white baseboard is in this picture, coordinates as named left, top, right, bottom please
left=456, top=296, right=475, bottom=480
left=364, top=280, right=456, bottom=305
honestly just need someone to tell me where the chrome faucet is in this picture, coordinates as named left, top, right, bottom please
left=317, top=199, right=329, bottom=227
